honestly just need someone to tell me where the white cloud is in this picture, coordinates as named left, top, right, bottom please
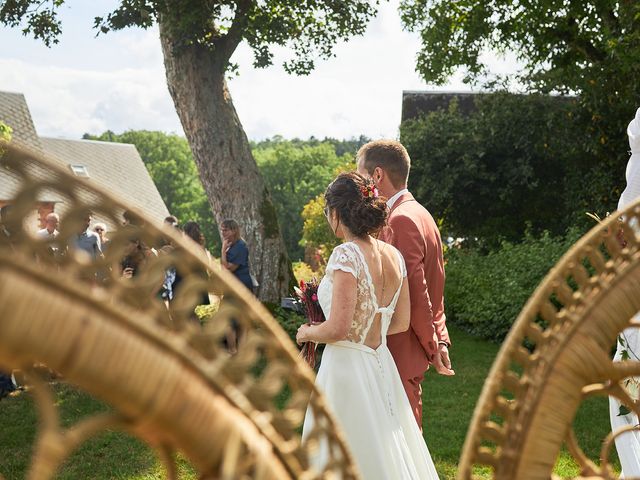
left=0, top=58, right=180, bottom=138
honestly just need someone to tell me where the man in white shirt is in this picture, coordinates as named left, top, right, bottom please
left=37, top=212, right=59, bottom=239
left=36, top=212, right=63, bottom=258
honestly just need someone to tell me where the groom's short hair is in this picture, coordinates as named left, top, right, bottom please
left=357, top=140, right=410, bottom=188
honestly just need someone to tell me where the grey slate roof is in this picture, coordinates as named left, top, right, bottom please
left=0, top=91, right=54, bottom=201
left=40, top=137, right=170, bottom=221
left=0, top=91, right=43, bottom=153
left=0, top=91, right=170, bottom=222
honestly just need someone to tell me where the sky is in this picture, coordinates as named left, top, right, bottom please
left=0, top=1, right=519, bottom=141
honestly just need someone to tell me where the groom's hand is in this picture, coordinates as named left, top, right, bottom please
left=433, top=344, right=455, bottom=376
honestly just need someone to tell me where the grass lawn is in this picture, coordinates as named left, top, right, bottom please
left=425, top=325, right=620, bottom=479
left=0, top=325, right=619, bottom=479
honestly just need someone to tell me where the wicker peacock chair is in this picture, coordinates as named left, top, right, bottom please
left=0, top=144, right=359, bottom=480
left=458, top=199, right=640, bottom=478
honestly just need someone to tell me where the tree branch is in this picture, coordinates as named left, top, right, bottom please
left=550, top=17, right=606, bottom=63
left=213, top=0, right=252, bottom=68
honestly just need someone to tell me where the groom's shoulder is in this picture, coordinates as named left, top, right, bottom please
left=391, top=197, right=430, bottom=220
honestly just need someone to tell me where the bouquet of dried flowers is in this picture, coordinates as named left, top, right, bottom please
left=294, top=278, right=325, bottom=368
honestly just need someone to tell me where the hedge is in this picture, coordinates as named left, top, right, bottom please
left=444, top=228, right=583, bottom=342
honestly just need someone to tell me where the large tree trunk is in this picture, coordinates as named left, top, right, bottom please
left=158, top=22, right=293, bottom=303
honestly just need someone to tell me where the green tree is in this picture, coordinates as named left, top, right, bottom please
left=400, top=92, right=598, bottom=246
left=299, top=163, right=352, bottom=260
left=400, top=0, right=640, bottom=202
left=84, top=130, right=220, bottom=252
left=2, top=0, right=379, bottom=301
left=254, top=139, right=353, bottom=260
left=301, top=194, right=339, bottom=254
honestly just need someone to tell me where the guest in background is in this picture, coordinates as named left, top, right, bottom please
left=122, top=209, right=144, bottom=227
left=182, top=220, right=211, bottom=308
left=93, top=222, right=110, bottom=253
left=72, top=211, right=102, bottom=261
left=159, top=220, right=181, bottom=304
left=164, top=215, right=178, bottom=228
left=0, top=205, right=18, bottom=398
left=220, top=219, right=253, bottom=293
left=37, top=212, right=63, bottom=258
left=120, top=236, right=152, bottom=279
left=0, top=204, right=13, bottom=240
left=37, top=212, right=59, bottom=239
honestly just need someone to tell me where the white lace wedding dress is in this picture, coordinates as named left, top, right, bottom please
left=609, top=107, right=640, bottom=478
left=302, top=242, right=439, bottom=479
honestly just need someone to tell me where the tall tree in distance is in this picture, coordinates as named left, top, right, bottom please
left=254, top=138, right=356, bottom=260
left=1, top=0, right=378, bottom=301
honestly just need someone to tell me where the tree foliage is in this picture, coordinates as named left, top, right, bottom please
left=400, top=0, right=640, bottom=94
left=0, top=121, right=12, bottom=155
left=84, top=130, right=220, bottom=252
left=400, top=92, right=617, bottom=247
left=400, top=0, right=640, bottom=174
left=299, top=162, right=353, bottom=260
left=254, top=138, right=354, bottom=260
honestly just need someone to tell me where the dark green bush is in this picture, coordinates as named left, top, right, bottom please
left=400, top=92, right=620, bottom=249
left=444, top=228, right=584, bottom=342
left=264, top=303, right=305, bottom=343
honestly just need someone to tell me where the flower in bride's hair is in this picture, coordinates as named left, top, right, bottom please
left=360, top=183, right=379, bottom=199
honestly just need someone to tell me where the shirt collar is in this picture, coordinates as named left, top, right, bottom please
left=386, top=188, right=409, bottom=209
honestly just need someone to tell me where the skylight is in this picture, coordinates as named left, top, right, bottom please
left=69, top=164, right=89, bottom=177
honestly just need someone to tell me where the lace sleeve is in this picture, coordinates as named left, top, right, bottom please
left=326, top=243, right=359, bottom=279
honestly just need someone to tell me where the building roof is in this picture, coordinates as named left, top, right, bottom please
left=401, top=90, right=576, bottom=123
left=0, top=91, right=54, bottom=201
left=0, top=90, right=170, bottom=222
left=0, top=91, right=43, bottom=153
left=401, top=90, right=479, bottom=123
left=40, top=137, right=170, bottom=221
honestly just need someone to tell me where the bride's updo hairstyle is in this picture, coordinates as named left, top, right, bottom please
left=324, top=172, right=388, bottom=238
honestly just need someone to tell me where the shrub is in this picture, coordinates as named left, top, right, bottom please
left=264, top=303, right=305, bottom=343
left=445, top=227, right=583, bottom=342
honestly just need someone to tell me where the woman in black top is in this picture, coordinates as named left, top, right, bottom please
left=220, top=219, right=253, bottom=293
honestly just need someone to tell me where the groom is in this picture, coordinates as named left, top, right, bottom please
left=357, top=139, right=454, bottom=428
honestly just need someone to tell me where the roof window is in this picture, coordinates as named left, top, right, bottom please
left=69, top=164, right=89, bottom=177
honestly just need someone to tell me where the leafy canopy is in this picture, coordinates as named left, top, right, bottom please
left=400, top=0, right=640, bottom=93
left=2, top=0, right=379, bottom=74
left=400, top=0, right=640, bottom=216
left=254, top=136, right=363, bottom=260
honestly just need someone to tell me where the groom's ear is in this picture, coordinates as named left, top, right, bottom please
left=373, top=166, right=384, bottom=183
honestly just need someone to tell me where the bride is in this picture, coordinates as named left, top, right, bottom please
left=297, top=172, right=439, bottom=479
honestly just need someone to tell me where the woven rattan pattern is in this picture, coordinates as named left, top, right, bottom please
left=0, top=144, right=359, bottom=480
left=459, top=199, right=640, bottom=478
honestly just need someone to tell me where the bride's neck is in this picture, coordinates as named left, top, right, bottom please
left=345, top=234, right=371, bottom=245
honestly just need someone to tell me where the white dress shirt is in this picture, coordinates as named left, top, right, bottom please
left=386, top=188, right=409, bottom=209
